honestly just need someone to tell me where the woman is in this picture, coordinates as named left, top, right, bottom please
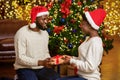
left=56, top=8, right=106, bottom=80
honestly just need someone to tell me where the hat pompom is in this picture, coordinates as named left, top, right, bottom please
left=30, top=23, right=36, bottom=28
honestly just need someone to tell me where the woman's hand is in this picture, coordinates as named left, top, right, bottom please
left=62, top=55, right=72, bottom=64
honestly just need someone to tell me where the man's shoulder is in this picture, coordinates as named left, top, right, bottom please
left=17, top=25, right=28, bottom=33
left=15, top=25, right=29, bottom=37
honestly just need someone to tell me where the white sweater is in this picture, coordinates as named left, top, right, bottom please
left=14, top=25, right=50, bottom=70
left=70, top=37, right=103, bottom=80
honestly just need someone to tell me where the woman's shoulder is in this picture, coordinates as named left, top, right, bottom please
left=90, top=36, right=102, bottom=44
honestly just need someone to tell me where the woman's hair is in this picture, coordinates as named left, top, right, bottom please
left=82, top=14, right=91, bottom=27
left=82, top=14, right=88, bottom=22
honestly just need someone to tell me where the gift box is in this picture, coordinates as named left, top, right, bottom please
left=50, top=55, right=64, bottom=65
left=67, top=65, right=78, bottom=76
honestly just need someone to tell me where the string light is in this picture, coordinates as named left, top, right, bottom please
left=0, top=0, right=120, bottom=36
left=101, top=0, right=120, bottom=36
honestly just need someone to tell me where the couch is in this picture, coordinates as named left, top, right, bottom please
left=0, top=19, right=28, bottom=62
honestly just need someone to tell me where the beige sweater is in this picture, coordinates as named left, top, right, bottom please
left=14, top=25, right=50, bottom=70
left=70, top=37, right=103, bottom=80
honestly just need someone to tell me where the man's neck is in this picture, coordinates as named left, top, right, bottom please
left=28, top=25, right=40, bottom=32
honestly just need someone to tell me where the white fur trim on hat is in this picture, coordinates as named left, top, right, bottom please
left=37, top=11, right=49, bottom=17
left=85, top=12, right=99, bottom=30
left=30, top=23, right=36, bottom=28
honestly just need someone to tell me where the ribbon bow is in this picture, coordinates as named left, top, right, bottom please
left=53, top=55, right=62, bottom=65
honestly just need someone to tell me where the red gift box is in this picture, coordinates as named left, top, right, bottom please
left=51, top=55, right=64, bottom=65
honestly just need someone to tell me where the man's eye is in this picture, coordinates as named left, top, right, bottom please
left=43, top=18, right=46, bottom=20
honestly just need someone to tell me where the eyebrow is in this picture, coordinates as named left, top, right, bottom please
left=41, top=16, right=48, bottom=19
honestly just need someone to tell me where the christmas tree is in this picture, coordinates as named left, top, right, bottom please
left=46, top=0, right=113, bottom=56
left=0, top=0, right=113, bottom=56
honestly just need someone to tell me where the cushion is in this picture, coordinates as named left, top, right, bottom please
left=0, top=38, right=14, bottom=51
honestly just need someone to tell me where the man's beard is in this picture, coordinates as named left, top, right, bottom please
left=36, top=21, right=47, bottom=30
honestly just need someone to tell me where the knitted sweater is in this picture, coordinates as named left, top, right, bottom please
left=70, top=37, right=103, bottom=80
left=14, top=25, right=50, bottom=70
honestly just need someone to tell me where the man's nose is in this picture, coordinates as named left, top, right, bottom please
left=44, top=20, right=48, bottom=24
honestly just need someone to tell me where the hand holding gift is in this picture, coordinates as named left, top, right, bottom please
left=62, top=55, right=72, bottom=64
left=50, top=55, right=65, bottom=65
left=50, top=55, right=72, bottom=65
left=38, top=58, right=53, bottom=68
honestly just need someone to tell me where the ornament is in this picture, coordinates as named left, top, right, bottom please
left=90, top=0, right=94, bottom=2
left=60, top=18, right=66, bottom=24
left=47, top=28, right=51, bottom=34
left=72, top=29, right=77, bottom=33
left=68, top=43, right=73, bottom=49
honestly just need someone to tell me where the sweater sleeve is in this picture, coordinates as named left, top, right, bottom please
left=44, top=31, right=51, bottom=58
left=14, top=32, right=38, bottom=67
left=70, top=40, right=103, bottom=73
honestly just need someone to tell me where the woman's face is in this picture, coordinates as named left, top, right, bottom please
left=36, top=15, right=49, bottom=30
left=79, top=20, right=90, bottom=34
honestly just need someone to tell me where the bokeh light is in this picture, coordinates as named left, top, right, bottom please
left=0, top=0, right=120, bottom=36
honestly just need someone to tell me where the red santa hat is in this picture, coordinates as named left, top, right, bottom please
left=85, top=8, right=106, bottom=30
left=30, top=6, right=49, bottom=28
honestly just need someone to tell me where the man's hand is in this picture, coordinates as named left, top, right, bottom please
left=38, top=58, right=53, bottom=68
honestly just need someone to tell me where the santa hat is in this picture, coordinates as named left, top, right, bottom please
left=85, top=8, right=106, bottom=30
left=30, top=6, right=49, bottom=28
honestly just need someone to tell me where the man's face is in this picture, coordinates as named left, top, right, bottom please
left=36, top=15, right=49, bottom=30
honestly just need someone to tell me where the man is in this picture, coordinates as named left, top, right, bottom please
left=14, top=6, right=60, bottom=80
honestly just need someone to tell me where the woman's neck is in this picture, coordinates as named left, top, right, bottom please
left=89, top=30, right=99, bottom=38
